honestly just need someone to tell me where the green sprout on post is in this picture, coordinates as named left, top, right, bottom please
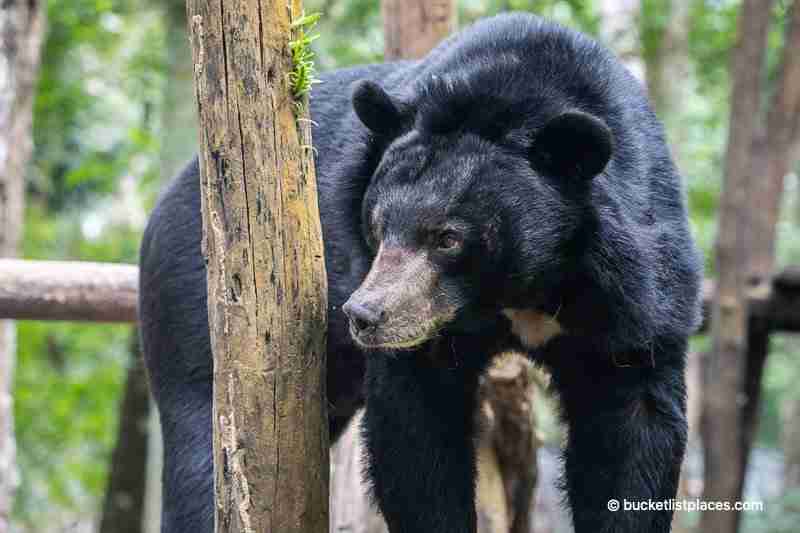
left=289, top=11, right=321, bottom=103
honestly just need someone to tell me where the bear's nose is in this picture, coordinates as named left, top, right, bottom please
left=342, top=300, right=384, bottom=333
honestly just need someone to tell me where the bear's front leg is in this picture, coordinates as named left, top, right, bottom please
left=361, top=339, right=490, bottom=533
left=546, top=337, right=689, bottom=533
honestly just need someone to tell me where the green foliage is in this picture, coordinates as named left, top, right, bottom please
left=290, top=12, right=323, bottom=100
left=305, top=0, right=384, bottom=69
left=689, top=0, right=739, bottom=97
left=13, top=320, right=129, bottom=527
left=32, top=0, right=163, bottom=212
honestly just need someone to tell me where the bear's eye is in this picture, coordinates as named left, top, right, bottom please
left=435, top=231, right=463, bottom=252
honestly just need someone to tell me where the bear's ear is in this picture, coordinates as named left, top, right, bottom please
left=352, top=80, right=406, bottom=136
left=531, top=111, right=614, bottom=181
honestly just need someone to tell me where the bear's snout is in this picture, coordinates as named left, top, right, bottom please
left=343, top=244, right=458, bottom=350
left=342, top=299, right=386, bottom=334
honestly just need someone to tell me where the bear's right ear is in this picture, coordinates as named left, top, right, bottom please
left=352, top=80, right=407, bottom=136
left=531, top=111, right=614, bottom=181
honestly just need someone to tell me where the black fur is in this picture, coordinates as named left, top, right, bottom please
left=532, top=110, right=614, bottom=180
left=351, top=80, right=409, bottom=136
left=140, top=14, right=702, bottom=533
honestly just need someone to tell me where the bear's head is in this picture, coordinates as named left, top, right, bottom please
left=342, top=80, right=614, bottom=351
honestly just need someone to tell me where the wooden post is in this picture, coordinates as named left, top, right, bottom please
left=186, top=0, right=329, bottom=531
left=0, top=2, right=45, bottom=529
left=382, top=0, right=455, bottom=60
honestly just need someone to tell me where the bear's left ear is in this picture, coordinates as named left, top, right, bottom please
left=351, top=80, right=408, bottom=136
left=531, top=111, right=614, bottom=181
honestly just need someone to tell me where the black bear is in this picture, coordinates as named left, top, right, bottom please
left=139, top=13, right=702, bottom=533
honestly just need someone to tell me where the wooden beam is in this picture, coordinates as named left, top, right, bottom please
left=698, top=268, right=800, bottom=333
left=4, top=257, right=800, bottom=335
left=187, top=0, right=329, bottom=530
left=0, top=259, right=138, bottom=322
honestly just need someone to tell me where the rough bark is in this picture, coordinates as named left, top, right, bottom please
left=382, top=0, right=455, bottom=60
left=475, top=428, right=510, bottom=533
left=0, top=2, right=45, bottom=530
left=701, top=2, right=772, bottom=532
left=99, top=330, right=150, bottom=533
left=187, top=0, right=329, bottom=531
left=0, top=260, right=138, bottom=322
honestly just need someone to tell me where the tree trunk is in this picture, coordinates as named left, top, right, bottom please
left=382, top=0, right=455, bottom=60
left=481, top=354, right=539, bottom=533
left=701, top=2, right=772, bottom=532
left=735, top=3, right=800, bottom=520
left=746, top=2, right=800, bottom=296
left=187, top=0, right=329, bottom=531
left=0, top=2, right=45, bottom=530
left=99, top=330, right=150, bottom=533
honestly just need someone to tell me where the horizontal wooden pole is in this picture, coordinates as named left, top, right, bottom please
left=0, top=259, right=138, bottom=322
left=699, top=267, right=800, bottom=333
left=2, top=258, right=800, bottom=332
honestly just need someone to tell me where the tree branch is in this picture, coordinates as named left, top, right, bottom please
left=0, top=259, right=138, bottom=322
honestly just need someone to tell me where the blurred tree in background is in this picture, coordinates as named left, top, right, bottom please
left=16, top=0, right=161, bottom=529
left=11, top=0, right=800, bottom=531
